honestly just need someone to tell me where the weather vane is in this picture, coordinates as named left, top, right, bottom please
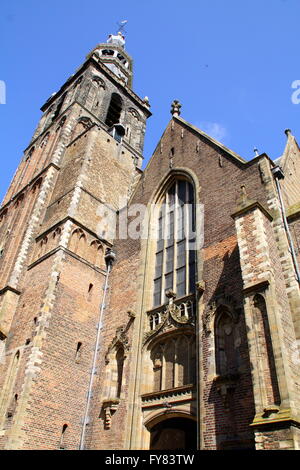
left=116, top=20, right=128, bottom=34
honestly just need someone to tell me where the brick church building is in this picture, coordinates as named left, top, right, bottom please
left=1, top=32, right=300, bottom=450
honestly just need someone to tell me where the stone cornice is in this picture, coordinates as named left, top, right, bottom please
left=287, top=202, right=300, bottom=222
left=251, top=408, right=300, bottom=428
left=141, top=384, right=195, bottom=406
left=27, top=245, right=107, bottom=275
left=231, top=201, right=274, bottom=222
left=45, top=186, right=114, bottom=213
left=87, top=42, right=133, bottom=71
left=243, top=279, right=270, bottom=296
left=35, top=215, right=113, bottom=247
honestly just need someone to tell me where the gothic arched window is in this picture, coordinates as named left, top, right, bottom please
left=153, top=179, right=196, bottom=307
left=105, top=345, right=125, bottom=399
left=252, top=294, right=280, bottom=406
left=215, top=308, right=238, bottom=376
left=59, top=424, right=68, bottom=450
left=116, top=347, right=124, bottom=398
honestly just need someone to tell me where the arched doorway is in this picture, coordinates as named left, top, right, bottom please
left=149, top=417, right=197, bottom=450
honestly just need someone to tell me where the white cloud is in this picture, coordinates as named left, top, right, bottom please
left=197, top=121, right=228, bottom=144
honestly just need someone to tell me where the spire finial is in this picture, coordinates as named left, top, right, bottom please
left=166, top=290, right=176, bottom=304
left=254, top=147, right=259, bottom=157
left=107, top=22, right=127, bottom=49
left=285, top=128, right=292, bottom=137
left=116, top=20, right=128, bottom=35
left=171, top=100, right=182, bottom=117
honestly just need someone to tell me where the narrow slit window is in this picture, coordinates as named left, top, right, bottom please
left=116, top=347, right=125, bottom=398
left=59, top=424, right=68, bottom=450
left=75, top=342, right=82, bottom=363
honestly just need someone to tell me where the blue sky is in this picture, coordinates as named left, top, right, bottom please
left=1, top=0, right=299, bottom=203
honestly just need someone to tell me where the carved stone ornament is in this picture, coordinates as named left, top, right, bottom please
left=262, top=405, right=280, bottom=418
left=203, top=294, right=240, bottom=336
left=167, top=303, right=189, bottom=325
left=127, top=309, right=136, bottom=320
left=102, top=398, right=120, bottom=429
left=165, top=290, right=176, bottom=301
left=56, top=115, right=66, bottom=131
left=143, top=311, right=168, bottom=346
left=105, top=326, right=130, bottom=364
left=77, top=116, right=94, bottom=129
left=143, top=96, right=150, bottom=108
left=143, top=296, right=195, bottom=347
left=203, top=301, right=216, bottom=336
left=92, top=76, right=105, bottom=88
left=214, top=373, right=239, bottom=411
left=203, top=310, right=213, bottom=336
left=170, top=100, right=182, bottom=117
left=128, top=108, right=140, bottom=120
left=196, top=280, right=205, bottom=296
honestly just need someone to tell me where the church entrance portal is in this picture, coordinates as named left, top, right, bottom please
left=149, top=417, right=197, bottom=450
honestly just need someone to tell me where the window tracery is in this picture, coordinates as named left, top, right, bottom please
left=150, top=335, right=195, bottom=392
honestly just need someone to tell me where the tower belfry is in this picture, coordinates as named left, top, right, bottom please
left=88, top=31, right=132, bottom=87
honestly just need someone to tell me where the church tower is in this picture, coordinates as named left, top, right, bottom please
left=0, top=32, right=150, bottom=450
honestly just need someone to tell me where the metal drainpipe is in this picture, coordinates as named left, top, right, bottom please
left=272, top=166, right=300, bottom=284
left=79, top=248, right=116, bottom=450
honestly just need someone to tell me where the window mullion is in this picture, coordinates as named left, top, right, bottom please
left=173, top=180, right=178, bottom=294
left=161, top=194, right=168, bottom=305
left=185, top=181, right=189, bottom=295
left=174, top=337, right=179, bottom=388
left=161, top=344, right=166, bottom=390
